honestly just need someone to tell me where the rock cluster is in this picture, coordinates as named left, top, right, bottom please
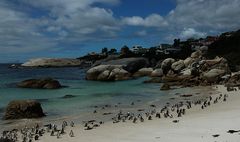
left=86, top=50, right=232, bottom=88
left=4, top=100, right=45, bottom=120
left=145, top=50, right=231, bottom=88
left=86, top=58, right=149, bottom=81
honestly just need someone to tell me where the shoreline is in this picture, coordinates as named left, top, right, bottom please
left=2, top=85, right=240, bottom=141
left=41, top=85, right=240, bottom=142
left=0, top=85, right=213, bottom=129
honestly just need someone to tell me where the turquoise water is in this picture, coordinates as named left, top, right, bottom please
left=0, top=64, right=170, bottom=125
left=0, top=64, right=207, bottom=129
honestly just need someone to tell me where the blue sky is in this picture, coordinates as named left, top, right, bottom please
left=0, top=0, right=240, bottom=63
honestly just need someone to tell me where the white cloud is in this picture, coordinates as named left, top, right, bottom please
left=122, top=14, right=168, bottom=28
left=1, top=0, right=240, bottom=62
left=180, top=28, right=206, bottom=39
left=167, top=0, right=240, bottom=32
left=0, top=0, right=120, bottom=56
left=135, top=30, right=147, bottom=36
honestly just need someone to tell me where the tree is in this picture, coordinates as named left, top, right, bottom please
left=187, top=38, right=195, bottom=42
left=120, top=45, right=133, bottom=57
left=101, top=47, right=108, bottom=55
left=108, top=48, right=117, bottom=55
left=173, top=39, right=180, bottom=48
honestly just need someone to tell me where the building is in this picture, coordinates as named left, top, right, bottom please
left=130, top=45, right=148, bottom=54
left=155, top=44, right=172, bottom=55
left=164, top=48, right=182, bottom=55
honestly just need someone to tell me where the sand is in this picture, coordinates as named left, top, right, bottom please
left=36, top=85, right=240, bottom=142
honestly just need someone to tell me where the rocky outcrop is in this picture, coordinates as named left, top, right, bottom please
left=85, top=49, right=232, bottom=85
left=22, top=58, right=83, bottom=67
left=86, top=65, right=131, bottom=81
left=17, top=78, right=62, bottom=89
left=133, top=68, right=153, bottom=77
left=86, top=65, right=121, bottom=80
left=4, top=100, right=45, bottom=120
left=86, top=58, right=148, bottom=81
left=144, top=49, right=232, bottom=88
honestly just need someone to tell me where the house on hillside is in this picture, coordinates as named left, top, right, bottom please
left=164, top=48, right=182, bottom=55
left=130, top=45, right=148, bottom=54
left=155, top=44, right=172, bottom=55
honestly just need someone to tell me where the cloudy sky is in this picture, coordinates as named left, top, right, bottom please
left=1, top=0, right=240, bottom=62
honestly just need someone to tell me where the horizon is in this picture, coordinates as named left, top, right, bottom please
left=1, top=0, right=240, bottom=63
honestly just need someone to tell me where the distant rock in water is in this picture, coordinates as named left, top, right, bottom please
left=160, top=83, right=171, bottom=90
left=3, top=100, right=45, bottom=120
left=61, top=94, right=76, bottom=99
left=17, top=78, right=62, bottom=89
left=21, top=58, right=83, bottom=67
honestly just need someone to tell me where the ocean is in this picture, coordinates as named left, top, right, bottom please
left=0, top=64, right=208, bottom=129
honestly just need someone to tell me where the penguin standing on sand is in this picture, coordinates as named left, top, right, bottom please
left=70, top=121, right=75, bottom=127
left=69, top=130, right=74, bottom=137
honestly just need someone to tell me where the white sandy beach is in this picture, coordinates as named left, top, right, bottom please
left=36, top=85, right=240, bottom=142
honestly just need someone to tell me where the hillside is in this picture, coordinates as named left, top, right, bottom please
left=207, top=29, right=240, bottom=71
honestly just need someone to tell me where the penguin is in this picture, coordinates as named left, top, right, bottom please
left=133, top=117, right=137, bottom=123
left=69, top=130, right=74, bottom=137
left=70, top=121, right=75, bottom=127
left=148, top=116, right=152, bottom=120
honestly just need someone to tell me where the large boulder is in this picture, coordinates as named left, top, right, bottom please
left=17, top=78, right=62, bottom=89
left=92, top=55, right=120, bottom=67
left=151, top=69, right=163, bottom=77
left=109, top=68, right=131, bottom=81
left=204, top=56, right=224, bottom=66
left=86, top=65, right=121, bottom=80
left=203, top=69, right=226, bottom=82
left=123, top=58, right=149, bottom=73
left=191, top=50, right=202, bottom=59
left=86, top=65, right=131, bottom=81
left=171, top=60, right=185, bottom=72
left=225, top=72, right=240, bottom=86
left=86, top=58, right=149, bottom=81
left=155, top=60, right=163, bottom=68
left=209, top=57, right=230, bottom=72
left=161, top=58, right=175, bottom=74
left=133, top=68, right=153, bottom=77
left=97, top=70, right=111, bottom=81
left=4, top=100, right=45, bottom=120
left=181, top=68, right=192, bottom=76
left=184, top=57, right=195, bottom=67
